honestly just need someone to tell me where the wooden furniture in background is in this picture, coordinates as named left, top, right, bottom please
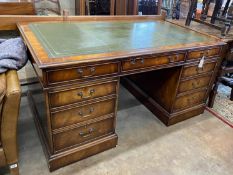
left=75, top=0, right=115, bottom=15
left=185, top=0, right=233, bottom=35
left=0, top=0, right=35, bottom=15
left=0, top=70, right=21, bottom=175
left=216, top=63, right=233, bottom=101
left=15, top=15, right=224, bottom=171
left=115, top=0, right=162, bottom=15
left=0, top=1, right=36, bottom=93
left=115, top=0, right=127, bottom=15
left=184, top=0, right=233, bottom=105
left=127, top=0, right=138, bottom=15
left=75, top=0, right=162, bottom=16
left=137, top=0, right=162, bottom=15
left=209, top=41, right=233, bottom=106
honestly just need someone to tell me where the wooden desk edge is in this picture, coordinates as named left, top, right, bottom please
left=18, top=22, right=226, bottom=69
left=1, top=15, right=226, bottom=69
left=17, top=23, right=225, bottom=69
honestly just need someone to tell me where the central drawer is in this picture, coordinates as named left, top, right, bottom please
left=122, top=53, right=185, bottom=71
left=53, top=117, right=114, bottom=151
left=51, top=98, right=116, bottom=129
left=49, top=81, right=117, bottom=108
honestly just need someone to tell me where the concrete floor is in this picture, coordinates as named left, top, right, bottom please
left=1, top=86, right=233, bottom=175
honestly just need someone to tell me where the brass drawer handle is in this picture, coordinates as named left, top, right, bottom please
left=196, top=67, right=204, bottom=73
left=199, top=50, right=210, bottom=57
left=130, top=57, right=144, bottom=65
left=192, top=82, right=196, bottom=89
left=78, top=107, right=94, bottom=118
left=169, top=55, right=180, bottom=62
left=187, top=96, right=197, bottom=104
left=175, top=55, right=179, bottom=61
left=140, top=57, right=144, bottom=64
left=200, top=51, right=205, bottom=57
left=130, top=58, right=136, bottom=64
left=79, top=127, right=95, bottom=138
left=90, top=67, right=96, bottom=74
left=77, top=89, right=95, bottom=99
left=192, top=80, right=200, bottom=88
left=77, top=67, right=96, bottom=78
left=169, top=56, right=175, bottom=63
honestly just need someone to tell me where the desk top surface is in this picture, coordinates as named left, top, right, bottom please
left=18, top=18, right=223, bottom=68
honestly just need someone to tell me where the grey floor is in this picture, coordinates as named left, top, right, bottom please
left=2, top=86, right=233, bottom=175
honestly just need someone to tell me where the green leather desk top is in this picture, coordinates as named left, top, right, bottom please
left=29, top=21, right=216, bottom=58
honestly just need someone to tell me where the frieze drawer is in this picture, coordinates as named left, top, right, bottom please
left=122, top=53, right=185, bottom=71
left=178, top=75, right=212, bottom=93
left=49, top=81, right=117, bottom=108
left=51, top=98, right=116, bottom=129
left=187, top=47, right=220, bottom=60
left=53, top=117, right=114, bottom=152
left=47, top=62, right=119, bottom=84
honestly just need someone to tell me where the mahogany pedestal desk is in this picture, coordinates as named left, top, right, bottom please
left=17, top=15, right=225, bottom=171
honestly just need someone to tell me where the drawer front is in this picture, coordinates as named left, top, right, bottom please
left=47, top=62, right=119, bottom=84
left=53, top=117, right=114, bottom=151
left=182, top=61, right=216, bottom=78
left=51, top=98, right=116, bottom=129
left=188, top=47, right=220, bottom=60
left=178, top=75, right=212, bottom=93
left=49, top=81, right=117, bottom=108
left=173, top=90, right=206, bottom=111
left=122, top=53, right=185, bottom=71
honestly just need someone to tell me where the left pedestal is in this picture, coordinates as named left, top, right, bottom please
left=27, top=73, right=119, bottom=171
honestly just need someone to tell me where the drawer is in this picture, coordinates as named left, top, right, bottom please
left=173, top=90, right=206, bottom=111
left=51, top=98, right=116, bottom=129
left=122, top=53, right=185, bottom=71
left=182, top=61, right=216, bottom=78
left=47, top=62, right=119, bottom=84
left=187, top=47, right=220, bottom=60
left=53, top=117, right=114, bottom=151
left=178, top=75, right=212, bottom=93
left=49, top=81, right=117, bottom=108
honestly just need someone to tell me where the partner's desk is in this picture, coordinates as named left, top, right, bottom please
left=17, top=15, right=225, bottom=171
